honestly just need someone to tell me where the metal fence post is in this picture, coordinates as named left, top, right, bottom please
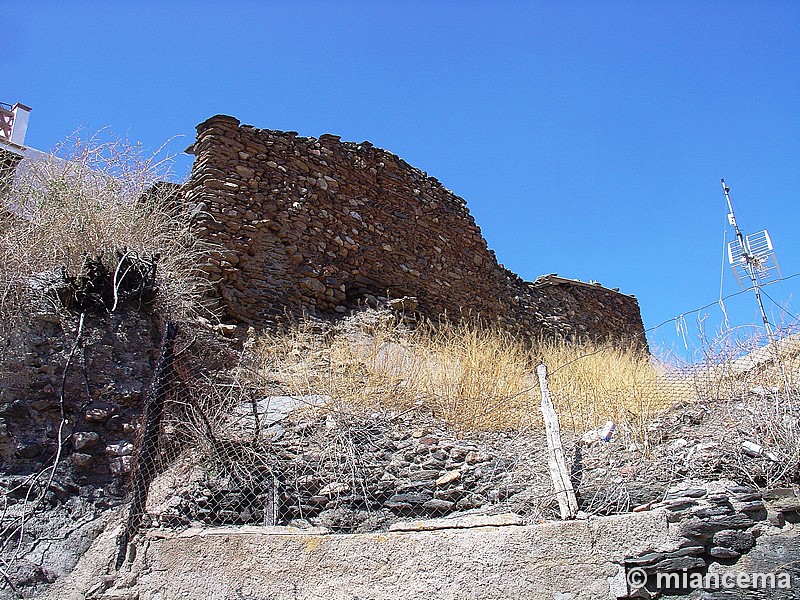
left=115, top=321, right=178, bottom=569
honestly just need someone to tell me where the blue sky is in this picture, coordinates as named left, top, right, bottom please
left=7, top=1, right=799, bottom=356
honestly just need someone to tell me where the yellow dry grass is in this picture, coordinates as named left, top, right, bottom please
left=251, top=316, right=690, bottom=436
left=540, top=338, right=695, bottom=436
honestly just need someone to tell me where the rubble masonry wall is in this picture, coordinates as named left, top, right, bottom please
left=182, top=115, right=645, bottom=344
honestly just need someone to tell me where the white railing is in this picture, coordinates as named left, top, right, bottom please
left=0, top=104, right=13, bottom=141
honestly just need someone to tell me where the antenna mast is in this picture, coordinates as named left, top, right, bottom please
left=721, top=178, right=775, bottom=337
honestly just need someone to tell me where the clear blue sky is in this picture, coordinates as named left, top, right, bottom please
left=7, top=1, right=799, bottom=356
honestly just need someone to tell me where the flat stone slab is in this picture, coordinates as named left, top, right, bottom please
left=46, top=509, right=682, bottom=600
left=231, top=394, right=331, bottom=431
left=163, top=525, right=332, bottom=538
left=388, top=512, right=525, bottom=532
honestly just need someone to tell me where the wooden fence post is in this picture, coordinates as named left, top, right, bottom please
left=536, top=363, right=579, bottom=520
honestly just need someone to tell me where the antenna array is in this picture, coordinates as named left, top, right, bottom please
left=721, top=179, right=779, bottom=337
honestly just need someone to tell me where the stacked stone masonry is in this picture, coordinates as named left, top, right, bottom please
left=183, top=115, right=646, bottom=344
left=0, top=310, right=160, bottom=483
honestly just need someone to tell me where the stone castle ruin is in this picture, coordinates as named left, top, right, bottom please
left=184, top=114, right=645, bottom=343
left=0, top=111, right=648, bottom=499
left=16, top=112, right=800, bottom=600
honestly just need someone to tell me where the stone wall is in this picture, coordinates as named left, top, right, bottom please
left=0, top=304, right=159, bottom=594
left=0, top=308, right=160, bottom=484
left=183, top=115, right=646, bottom=345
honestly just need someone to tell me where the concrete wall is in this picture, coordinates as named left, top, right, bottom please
left=183, top=115, right=646, bottom=345
left=46, top=510, right=681, bottom=600
left=43, top=488, right=800, bottom=600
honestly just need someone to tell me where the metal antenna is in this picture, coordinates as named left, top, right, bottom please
left=721, top=178, right=778, bottom=337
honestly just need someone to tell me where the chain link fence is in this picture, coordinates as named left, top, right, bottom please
left=2, top=308, right=798, bottom=590
left=114, top=314, right=800, bottom=563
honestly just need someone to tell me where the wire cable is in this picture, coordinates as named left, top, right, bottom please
left=645, top=271, right=800, bottom=334
left=760, top=286, right=800, bottom=323
left=550, top=272, right=800, bottom=376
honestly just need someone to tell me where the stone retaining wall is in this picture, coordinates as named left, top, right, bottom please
left=183, top=115, right=646, bottom=345
left=43, top=482, right=800, bottom=600
left=0, top=308, right=159, bottom=485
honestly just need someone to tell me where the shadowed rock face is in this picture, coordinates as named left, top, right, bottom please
left=0, top=305, right=160, bottom=597
left=182, top=115, right=646, bottom=346
left=0, top=147, right=23, bottom=194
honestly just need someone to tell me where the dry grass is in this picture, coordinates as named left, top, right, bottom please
left=407, top=324, right=535, bottom=430
left=251, top=315, right=689, bottom=436
left=0, top=131, right=213, bottom=335
left=541, top=339, right=695, bottom=443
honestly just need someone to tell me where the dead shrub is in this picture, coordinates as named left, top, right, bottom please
left=0, top=131, right=214, bottom=341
